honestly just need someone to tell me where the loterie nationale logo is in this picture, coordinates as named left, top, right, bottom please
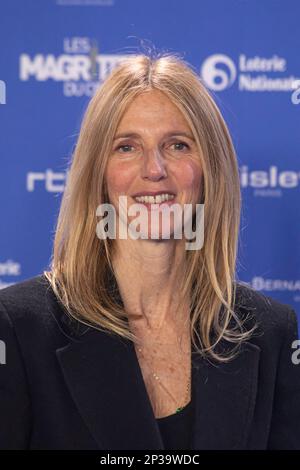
left=201, top=53, right=300, bottom=93
left=19, top=37, right=129, bottom=97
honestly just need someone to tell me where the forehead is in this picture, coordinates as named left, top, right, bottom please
left=117, top=90, right=190, bottom=130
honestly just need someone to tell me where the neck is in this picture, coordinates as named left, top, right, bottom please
left=112, top=237, right=191, bottom=333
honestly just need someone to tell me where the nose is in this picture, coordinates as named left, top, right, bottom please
left=141, top=148, right=167, bottom=182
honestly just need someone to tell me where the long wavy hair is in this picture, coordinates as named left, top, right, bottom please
left=44, top=52, right=256, bottom=362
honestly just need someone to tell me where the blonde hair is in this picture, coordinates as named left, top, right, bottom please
left=44, top=51, right=256, bottom=362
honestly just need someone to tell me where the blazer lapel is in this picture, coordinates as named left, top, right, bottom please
left=190, top=341, right=261, bottom=450
left=56, top=325, right=260, bottom=450
left=56, top=328, right=165, bottom=450
left=47, top=273, right=261, bottom=450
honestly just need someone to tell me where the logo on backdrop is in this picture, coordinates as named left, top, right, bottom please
left=240, top=165, right=300, bottom=197
left=0, top=259, right=21, bottom=290
left=250, top=277, right=300, bottom=304
left=201, top=55, right=237, bottom=91
left=26, top=169, right=68, bottom=192
left=291, top=80, right=300, bottom=104
left=19, top=37, right=128, bottom=97
left=201, top=53, right=300, bottom=93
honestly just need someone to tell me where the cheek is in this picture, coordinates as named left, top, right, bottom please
left=174, top=160, right=203, bottom=193
left=105, top=161, right=136, bottom=197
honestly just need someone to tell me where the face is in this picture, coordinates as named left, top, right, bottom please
left=105, top=89, right=203, bottom=241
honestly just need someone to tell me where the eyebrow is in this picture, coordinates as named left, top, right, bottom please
left=113, top=131, right=196, bottom=141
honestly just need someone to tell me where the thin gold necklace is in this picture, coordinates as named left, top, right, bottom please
left=136, top=345, right=191, bottom=414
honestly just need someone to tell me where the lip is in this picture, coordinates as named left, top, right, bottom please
left=131, top=190, right=177, bottom=198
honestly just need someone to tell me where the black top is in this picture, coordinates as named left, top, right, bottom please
left=156, top=398, right=194, bottom=450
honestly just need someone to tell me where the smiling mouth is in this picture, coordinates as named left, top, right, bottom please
left=133, top=193, right=175, bottom=204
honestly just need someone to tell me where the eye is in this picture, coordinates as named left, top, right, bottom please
left=115, top=144, right=134, bottom=153
left=170, top=142, right=190, bottom=151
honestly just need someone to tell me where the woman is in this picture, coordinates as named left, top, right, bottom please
left=0, top=53, right=299, bottom=450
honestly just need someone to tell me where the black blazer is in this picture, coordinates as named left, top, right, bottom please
left=0, top=274, right=299, bottom=450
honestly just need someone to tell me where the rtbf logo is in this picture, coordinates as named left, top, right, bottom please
left=27, top=169, right=67, bottom=192
left=201, top=54, right=236, bottom=91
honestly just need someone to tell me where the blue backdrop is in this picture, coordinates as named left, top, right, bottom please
left=0, top=0, right=299, bottom=326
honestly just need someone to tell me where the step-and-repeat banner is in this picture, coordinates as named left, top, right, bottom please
left=0, top=0, right=299, bottom=322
